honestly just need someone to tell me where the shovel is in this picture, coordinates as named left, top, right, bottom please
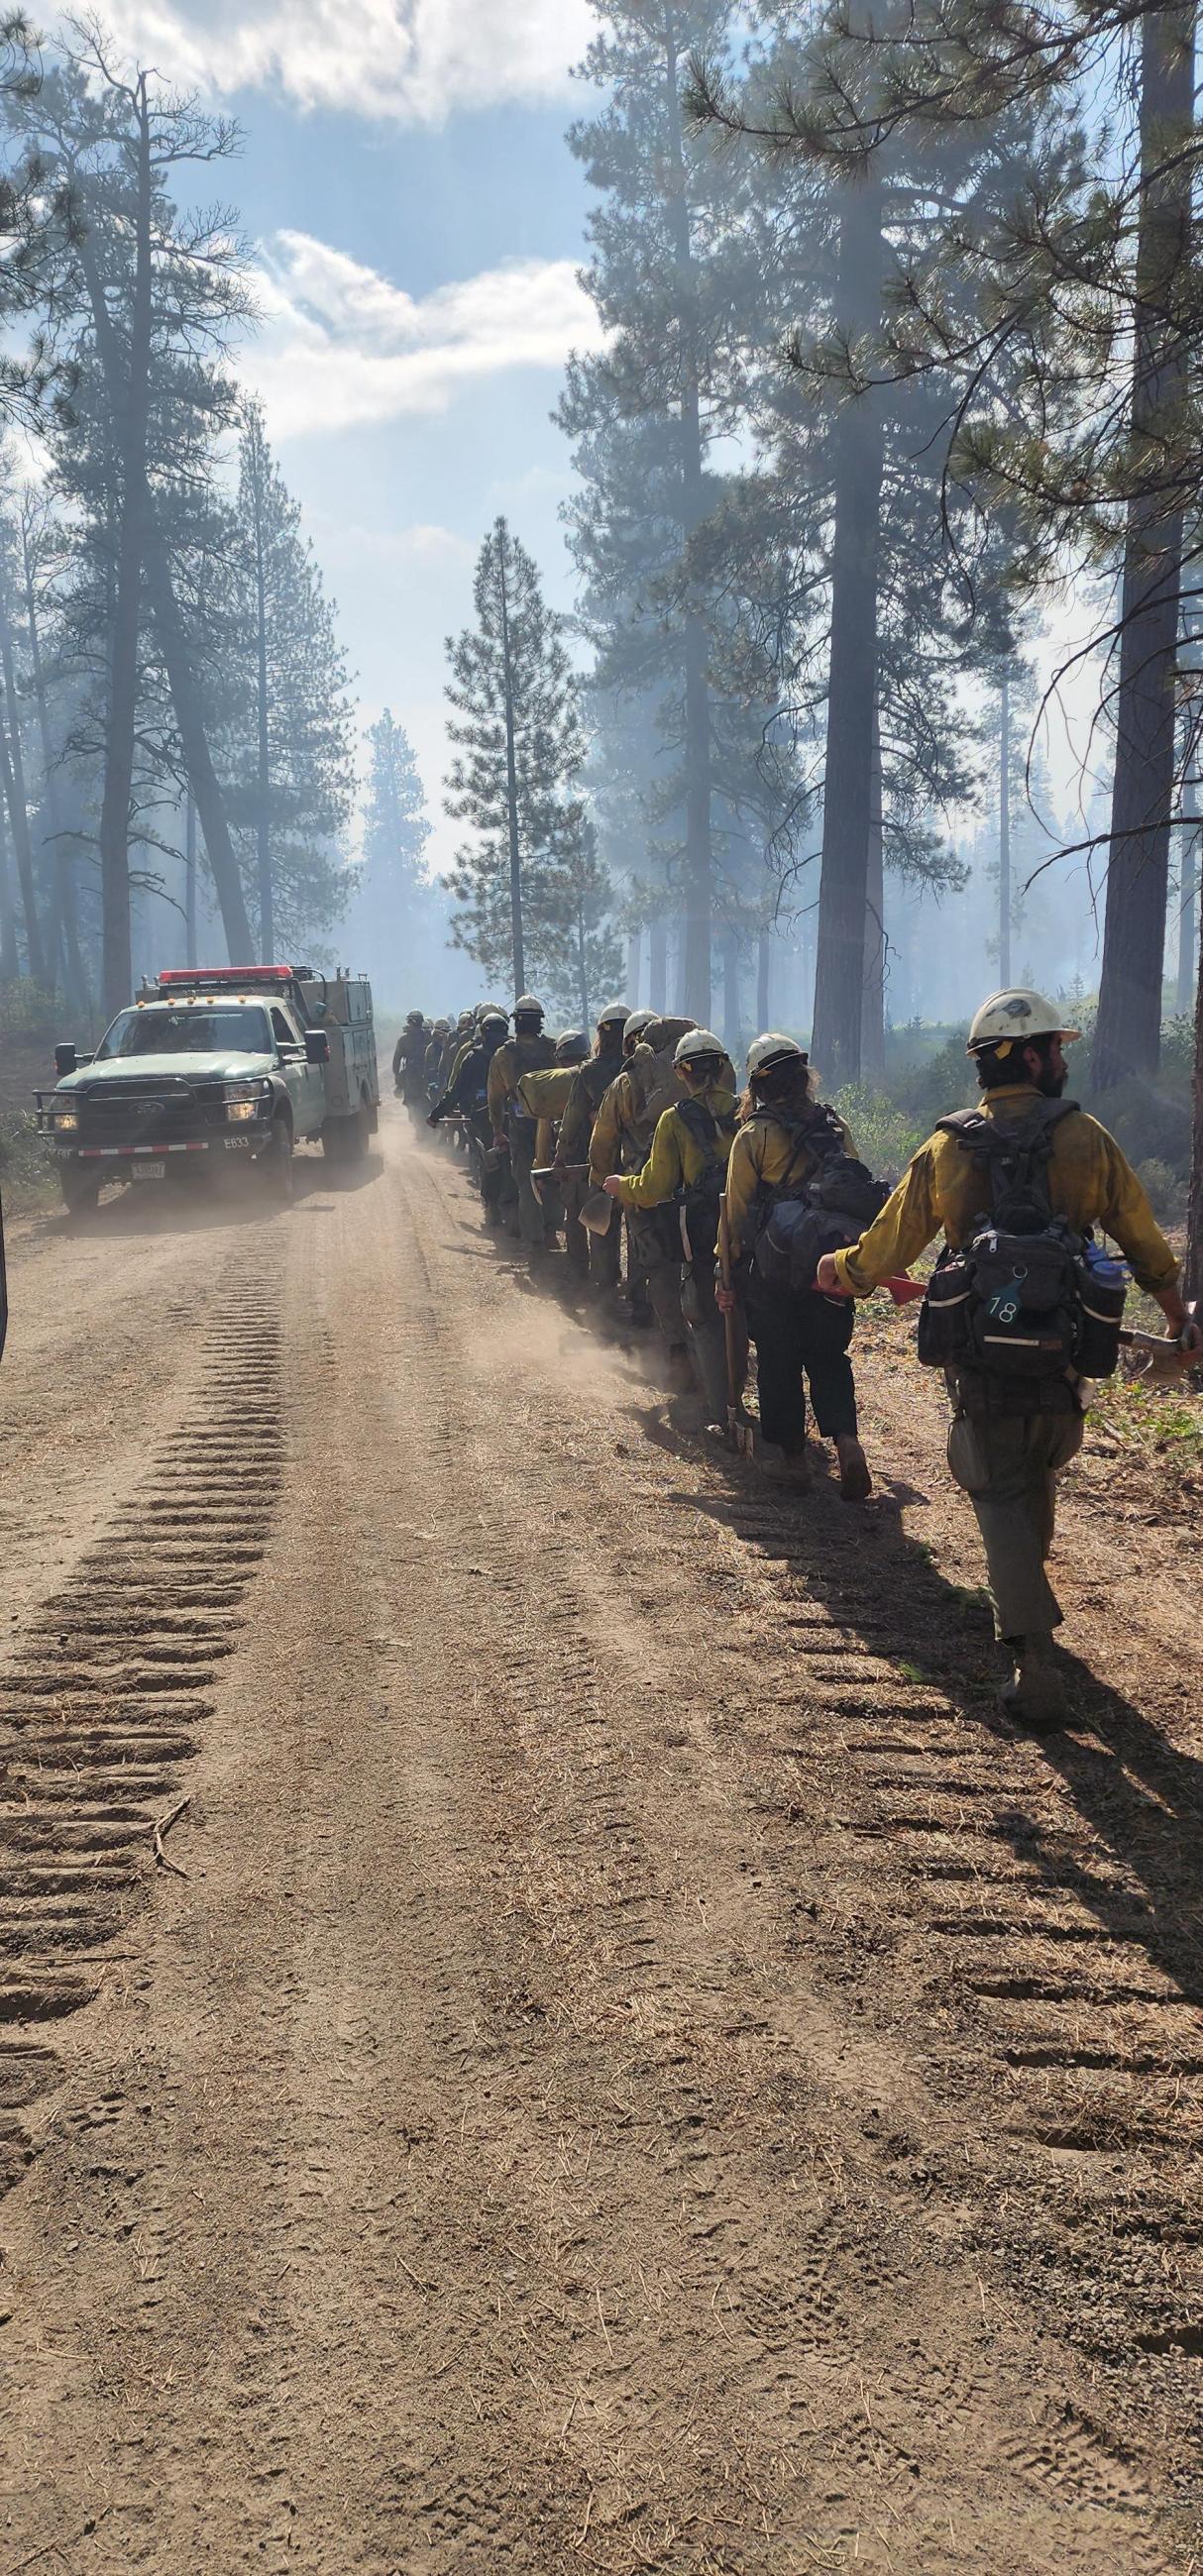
left=717, top=1195, right=754, bottom=1457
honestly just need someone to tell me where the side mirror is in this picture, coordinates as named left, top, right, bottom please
left=304, top=1028, right=331, bottom=1065
left=55, top=1042, right=77, bottom=1076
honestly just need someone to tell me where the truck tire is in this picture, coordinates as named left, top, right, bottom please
left=262, top=1114, right=293, bottom=1202
left=59, top=1166, right=101, bottom=1218
left=322, top=1104, right=369, bottom=1164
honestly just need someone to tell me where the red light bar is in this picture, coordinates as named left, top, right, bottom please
left=157, top=966, right=298, bottom=987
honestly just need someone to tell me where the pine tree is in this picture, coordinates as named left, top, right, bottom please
left=220, top=403, right=356, bottom=957
left=11, top=42, right=255, bottom=1010
left=691, top=9, right=1039, bottom=1083
left=444, top=518, right=584, bottom=999
left=734, top=0, right=1201, bottom=1084
left=563, top=0, right=760, bottom=1021
left=359, top=708, right=432, bottom=981
left=531, top=800, right=623, bottom=1026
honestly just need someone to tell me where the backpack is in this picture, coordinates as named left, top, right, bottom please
left=917, top=1100, right=1127, bottom=1383
left=751, top=1106, right=890, bottom=1296
left=628, top=1039, right=689, bottom=1146
left=673, top=1095, right=736, bottom=1263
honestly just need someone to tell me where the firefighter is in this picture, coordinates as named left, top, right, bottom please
left=721, top=1033, right=872, bottom=1497
left=428, top=1008, right=510, bottom=1218
left=554, top=1001, right=630, bottom=1287
left=394, top=1012, right=430, bottom=1119
left=602, top=1027, right=738, bottom=1425
left=589, top=1013, right=695, bottom=1372
left=423, top=1019, right=450, bottom=1102
left=392, top=1011, right=423, bottom=1093
left=817, top=988, right=1201, bottom=1728
left=513, top=1032, right=592, bottom=1256
left=487, top=998, right=558, bottom=1255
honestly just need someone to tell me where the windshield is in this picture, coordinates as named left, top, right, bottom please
left=95, top=1007, right=273, bottom=1060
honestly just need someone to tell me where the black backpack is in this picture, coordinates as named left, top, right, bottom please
left=918, top=1099, right=1127, bottom=1381
left=751, top=1106, right=890, bottom=1296
left=673, top=1096, right=736, bottom=1263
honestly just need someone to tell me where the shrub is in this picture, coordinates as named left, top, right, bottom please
left=833, top=1084, right=925, bottom=1182
left=0, top=979, right=60, bottom=1047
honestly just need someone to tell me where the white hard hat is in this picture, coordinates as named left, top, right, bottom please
left=597, top=999, right=630, bottom=1027
left=674, top=1026, right=724, bottom=1067
left=967, top=989, right=1081, bottom=1054
left=622, top=1009, right=657, bottom=1046
left=514, top=994, right=544, bottom=1019
left=747, top=1031, right=806, bottom=1078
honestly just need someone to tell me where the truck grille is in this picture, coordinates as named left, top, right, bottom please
left=74, top=1080, right=226, bottom=1146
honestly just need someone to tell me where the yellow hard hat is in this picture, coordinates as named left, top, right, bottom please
left=966, top=989, right=1081, bottom=1055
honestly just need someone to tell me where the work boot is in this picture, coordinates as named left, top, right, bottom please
left=835, top=1433, right=872, bottom=1501
left=999, top=1635, right=1068, bottom=1734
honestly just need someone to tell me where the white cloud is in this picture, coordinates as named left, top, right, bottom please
left=246, top=231, right=603, bottom=438
left=94, top=0, right=593, bottom=122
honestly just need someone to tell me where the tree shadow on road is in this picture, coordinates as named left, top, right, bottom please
left=649, top=1411, right=1203, bottom=2019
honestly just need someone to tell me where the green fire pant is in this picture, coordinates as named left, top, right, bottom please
left=946, top=1403, right=1084, bottom=1642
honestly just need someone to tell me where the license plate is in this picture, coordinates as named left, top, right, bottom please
left=131, top=1160, right=165, bottom=1181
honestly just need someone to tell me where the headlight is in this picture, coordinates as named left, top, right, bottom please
left=52, top=1109, right=78, bottom=1132
left=223, top=1081, right=271, bottom=1123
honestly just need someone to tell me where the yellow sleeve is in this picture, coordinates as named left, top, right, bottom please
left=486, top=1047, right=510, bottom=1128
left=833, top=1141, right=941, bottom=1295
left=1094, top=1127, right=1179, bottom=1296
left=615, top=1107, right=684, bottom=1209
left=724, top=1127, right=763, bottom=1264
left=589, top=1078, right=624, bottom=1183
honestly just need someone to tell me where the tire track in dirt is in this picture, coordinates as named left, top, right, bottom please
left=704, top=1436, right=1203, bottom=2533
left=0, top=1259, right=283, bottom=2203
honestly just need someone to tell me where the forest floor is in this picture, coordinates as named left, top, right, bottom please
left=0, top=1104, right=1201, bottom=2574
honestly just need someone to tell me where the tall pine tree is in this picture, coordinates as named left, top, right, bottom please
left=444, top=518, right=587, bottom=1000
left=359, top=708, right=431, bottom=980
left=220, top=403, right=356, bottom=957
left=563, top=1, right=760, bottom=1021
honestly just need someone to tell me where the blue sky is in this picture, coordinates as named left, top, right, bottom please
left=98, top=0, right=602, bottom=874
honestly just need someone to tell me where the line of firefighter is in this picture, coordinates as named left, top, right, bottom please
left=402, top=989, right=1200, bottom=1736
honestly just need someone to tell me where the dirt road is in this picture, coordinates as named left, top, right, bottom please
left=1, top=1108, right=1200, bottom=2573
